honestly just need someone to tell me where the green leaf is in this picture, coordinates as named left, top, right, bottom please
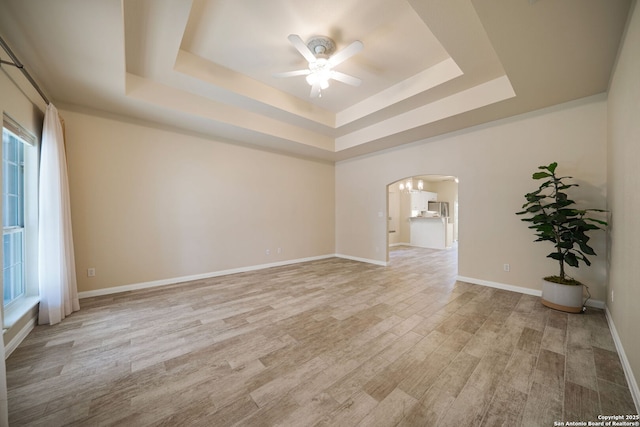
left=578, top=242, right=596, bottom=256
left=547, top=162, right=558, bottom=173
left=565, top=252, right=579, bottom=267
left=558, top=241, right=573, bottom=249
left=585, top=218, right=608, bottom=226
left=547, top=253, right=563, bottom=261
left=532, top=172, right=551, bottom=179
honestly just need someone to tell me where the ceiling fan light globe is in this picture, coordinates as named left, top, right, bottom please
left=318, top=68, right=331, bottom=81
left=306, top=73, right=317, bottom=86
left=306, top=68, right=331, bottom=88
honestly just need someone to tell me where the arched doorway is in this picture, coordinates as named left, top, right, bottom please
left=387, top=175, right=459, bottom=265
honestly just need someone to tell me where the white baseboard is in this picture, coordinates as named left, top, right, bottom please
left=4, top=314, right=37, bottom=359
left=605, top=307, right=640, bottom=413
left=457, top=275, right=542, bottom=296
left=584, top=297, right=606, bottom=309
left=335, top=254, right=388, bottom=267
left=389, top=242, right=410, bottom=247
left=78, top=254, right=336, bottom=299
left=456, top=275, right=605, bottom=308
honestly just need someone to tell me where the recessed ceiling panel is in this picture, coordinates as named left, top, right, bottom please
left=0, top=0, right=630, bottom=162
left=180, top=0, right=450, bottom=111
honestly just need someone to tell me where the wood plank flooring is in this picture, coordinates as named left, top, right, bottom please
left=6, top=246, right=638, bottom=426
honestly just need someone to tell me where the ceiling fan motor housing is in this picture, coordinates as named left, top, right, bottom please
left=306, top=36, right=336, bottom=58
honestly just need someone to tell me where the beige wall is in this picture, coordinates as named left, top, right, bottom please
left=607, top=0, right=640, bottom=403
left=0, top=74, right=43, bottom=134
left=62, top=109, right=335, bottom=293
left=336, top=95, right=608, bottom=300
left=387, top=181, right=414, bottom=246
left=398, top=190, right=411, bottom=244
left=387, top=184, right=401, bottom=245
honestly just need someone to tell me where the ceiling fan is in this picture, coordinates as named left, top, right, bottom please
left=274, top=34, right=363, bottom=98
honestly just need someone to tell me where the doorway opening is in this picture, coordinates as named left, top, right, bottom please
left=387, top=175, right=459, bottom=268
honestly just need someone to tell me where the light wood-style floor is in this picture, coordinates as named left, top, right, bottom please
left=6, top=246, right=638, bottom=426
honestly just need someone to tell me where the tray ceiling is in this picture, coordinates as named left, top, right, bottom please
left=0, top=0, right=631, bottom=161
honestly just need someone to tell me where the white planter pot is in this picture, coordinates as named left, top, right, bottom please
left=541, top=278, right=585, bottom=313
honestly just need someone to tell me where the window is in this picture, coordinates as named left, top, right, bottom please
left=2, top=114, right=38, bottom=312
left=3, top=129, right=25, bottom=305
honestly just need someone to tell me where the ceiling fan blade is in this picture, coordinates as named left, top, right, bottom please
left=328, top=40, right=363, bottom=67
left=310, top=83, right=322, bottom=98
left=273, top=69, right=311, bottom=78
left=330, top=71, right=362, bottom=87
left=288, top=34, right=317, bottom=64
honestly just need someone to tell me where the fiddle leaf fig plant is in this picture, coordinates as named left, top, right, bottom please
left=516, top=162, right=608, bottom=285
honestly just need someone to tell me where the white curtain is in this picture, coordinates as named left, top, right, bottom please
left=38, top=103, right=79, bottom=325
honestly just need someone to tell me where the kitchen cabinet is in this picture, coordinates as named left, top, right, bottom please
left=410, top=191, right=438, bottom=213
left=409, top=217, right=450, bottom=249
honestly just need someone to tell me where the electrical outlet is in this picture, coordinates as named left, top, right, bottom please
left=611, top=290, right=614, bottom=302
left=265, top=249, right=270, bottom=255
left=503, top=264, right=510, bottom=272
left=87, top=268, right=96, bottom=277
left=277, top=248, right=282, bottom=254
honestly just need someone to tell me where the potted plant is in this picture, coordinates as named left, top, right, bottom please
left=516, top=162, right=608, bottom=313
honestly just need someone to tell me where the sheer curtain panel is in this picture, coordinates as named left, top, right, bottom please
left=38, top=104, right=79, bottom=325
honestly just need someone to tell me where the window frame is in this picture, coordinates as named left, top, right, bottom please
left=3, top=128, right=26, bottom=306
left=2, top=113, right=39, bottom=326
